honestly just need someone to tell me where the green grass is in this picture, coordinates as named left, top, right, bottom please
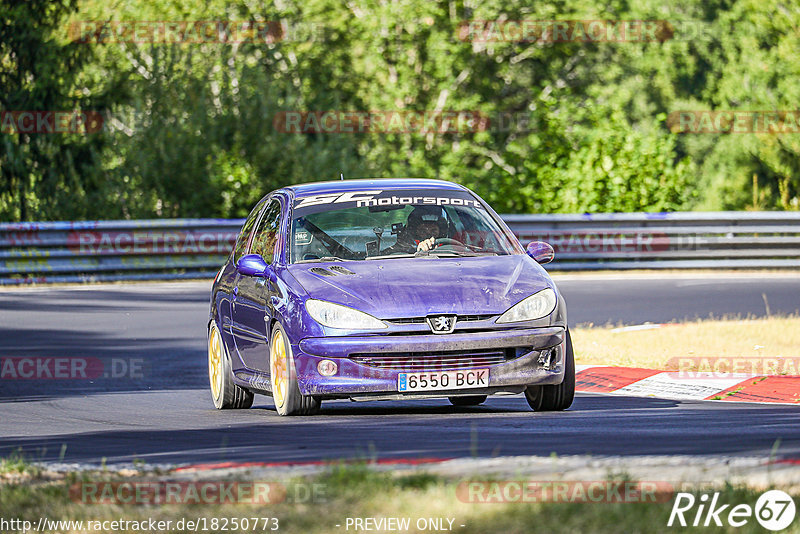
left=0, top=449, right=42, bottom=478
left=1, top=461, right=799, bottom=533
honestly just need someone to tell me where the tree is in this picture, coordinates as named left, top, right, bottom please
left=0, top=0, right=119, bottom=221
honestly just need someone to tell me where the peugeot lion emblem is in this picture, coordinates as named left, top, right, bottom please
left=427, top=315, right=457, bottom=334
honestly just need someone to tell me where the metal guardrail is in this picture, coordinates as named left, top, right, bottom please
left=1, top=212, right=799, bottom=284
left=0, top=219, right=242, bottom=285
left=507, top=211, right=800, bottom=270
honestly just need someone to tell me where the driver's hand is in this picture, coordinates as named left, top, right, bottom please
left=416, top=237, right=436, bottom=252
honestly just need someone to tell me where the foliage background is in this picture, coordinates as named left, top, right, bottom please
left=1, top=0, right=798, bottom=221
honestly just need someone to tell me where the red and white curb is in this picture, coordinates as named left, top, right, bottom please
left=576, top=365, right=800, bottom=404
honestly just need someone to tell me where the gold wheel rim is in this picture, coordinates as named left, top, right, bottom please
left=208, top=325, right=223, bottom=400
left=270, top=330, right=288, bottom=408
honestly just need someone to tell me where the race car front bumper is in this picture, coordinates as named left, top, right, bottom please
left=292, top=326, right=567, bottom=398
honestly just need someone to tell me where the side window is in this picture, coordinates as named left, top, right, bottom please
left=251, top=199, right=282, bottom=263
left=233, top=199, right=267, bottom=263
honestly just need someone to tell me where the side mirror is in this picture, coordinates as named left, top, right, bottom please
left=236, top=254, right=269, bottom=277
left=526, top=241, right=555, bottom=264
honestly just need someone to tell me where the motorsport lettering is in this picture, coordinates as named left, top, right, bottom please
left=294, top=190, right=484, bottom=209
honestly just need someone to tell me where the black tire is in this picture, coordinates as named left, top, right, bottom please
left=525, top=328, right=575, bottom=412
left=449, top=395, right=487, bottom=406
left=269, top=324, right=321, bottom=416
left=208, top=322, right=254, bottom=409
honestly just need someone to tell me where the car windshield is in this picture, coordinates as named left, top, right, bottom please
left=290, top=188, right=521, bottom=263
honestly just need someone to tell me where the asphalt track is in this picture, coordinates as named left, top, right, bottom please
left=0, top=274, right=798, bottom=467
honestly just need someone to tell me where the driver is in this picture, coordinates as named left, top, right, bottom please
left=389, top=205, right=448, bottom=253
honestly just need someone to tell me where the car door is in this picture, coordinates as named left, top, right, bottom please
left=222, top=197, right=268, bottom=371
left=231, top=197, right=283, bottom=372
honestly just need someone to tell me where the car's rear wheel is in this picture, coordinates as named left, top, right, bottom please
left=208, top=322, right=254, bottom=409
left=448, top=395, right=487, bottom=406
left=269, top=324, right=321, bottom=416
left=525, top=328, right=575, bottom=412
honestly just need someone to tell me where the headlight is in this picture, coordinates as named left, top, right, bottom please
left=496, top=288, right=557, bottom=323
left=305, top=299, right=387, bottom=329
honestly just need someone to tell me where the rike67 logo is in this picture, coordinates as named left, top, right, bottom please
left=668, top=490, right=796, bottom=531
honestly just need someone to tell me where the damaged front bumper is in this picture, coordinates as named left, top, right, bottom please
left=292, top=325, right=567, bottom=399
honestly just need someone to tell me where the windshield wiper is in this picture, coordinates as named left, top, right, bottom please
left=365, top=250, right=498, bottom=260
left=425, top=251, right=483, bottom=257
left=364, top=253, right=418, bottom=260
left=297, top=256, right=347, bottom=263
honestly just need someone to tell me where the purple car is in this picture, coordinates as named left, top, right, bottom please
left=208, top=179, right=573, bottom=416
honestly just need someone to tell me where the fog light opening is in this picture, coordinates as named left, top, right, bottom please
left=317, top=359, right=338, bottom=376
left=537, top=348, right=556, bottom=369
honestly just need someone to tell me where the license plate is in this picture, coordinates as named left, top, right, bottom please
left=397, top=369, right=489, bottom=392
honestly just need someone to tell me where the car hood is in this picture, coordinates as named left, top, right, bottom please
left=287, top=254, right=554, bottom=319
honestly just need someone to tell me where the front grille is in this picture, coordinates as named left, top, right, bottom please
left=459, top=314, right=496, bottom=322
left=350, top=348, right=519, bottom=371
left=387, top=317, right=426, bottom=325
left=385, top=314, right=495, bottom=325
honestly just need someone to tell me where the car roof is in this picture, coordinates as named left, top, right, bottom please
left=284, top=178, right=468, bottom=198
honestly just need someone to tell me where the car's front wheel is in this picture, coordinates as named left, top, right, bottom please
left=269, top=324, right=321, bottom=416
left=524, top=328, right=575, bottom=412
left=208, top=321, right=254, bottom=409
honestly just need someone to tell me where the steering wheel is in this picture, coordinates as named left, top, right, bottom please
left=434, top=237, right=467, bottom=248
left=432, top=237, right=486, bottom=252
